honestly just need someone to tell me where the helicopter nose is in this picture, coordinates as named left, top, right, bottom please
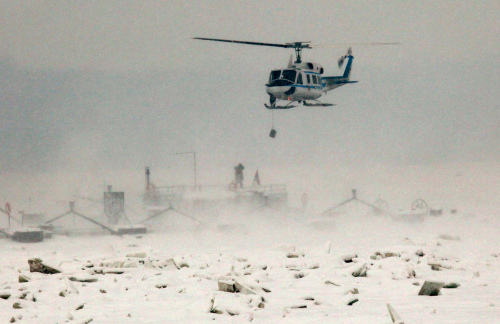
left=266, top=85, right=294, bottom=99
left=266, top=86, right=281, bottom=95
left=266, top=88, right=284, bottom=99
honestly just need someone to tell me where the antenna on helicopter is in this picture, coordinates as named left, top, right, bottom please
left=287, top=55, right=294, bottom=68
left=338, top=47, right=353, bottom=68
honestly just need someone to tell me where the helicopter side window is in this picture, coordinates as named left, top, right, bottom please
left=306, top=74, right=311, bottom=84
left=282, top=70, right=297, bottom=83
left=297, top=73, right=303, bottom=85
left=312, top=75, right=317, bottom=84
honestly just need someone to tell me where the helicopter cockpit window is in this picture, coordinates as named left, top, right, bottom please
left=269, top=70, right=281, bottom=83
left=282, top=70, right=297, bottom=83
left=312, top=75, right=317, bottom=84
left=306, top=74, right=311, bottom=84
left=297, top=73, right=303, bottom=85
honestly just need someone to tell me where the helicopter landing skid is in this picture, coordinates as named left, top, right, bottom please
left=264, top=103, right=298, bottom=110
left=303, top=101, right=335, bottom=107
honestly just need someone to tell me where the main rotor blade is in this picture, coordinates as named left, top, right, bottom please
left=193, top=37, right=291, bottom=48
left=311, top=42, right=401, bottom=48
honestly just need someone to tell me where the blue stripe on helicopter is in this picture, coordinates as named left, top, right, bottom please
left=267, top=84, right=323, bottom=89
left=267, top=81, right=353, bottom=89
left=295, top=85, right=323, bottom=89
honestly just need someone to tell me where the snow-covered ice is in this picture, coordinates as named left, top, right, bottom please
left=1, top=209, right=499, bottom=323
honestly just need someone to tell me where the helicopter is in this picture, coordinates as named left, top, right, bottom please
left=194, top=37, right=399, bottom=110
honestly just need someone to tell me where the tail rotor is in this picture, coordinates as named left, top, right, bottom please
left=337, top=47, right=353, bottom=68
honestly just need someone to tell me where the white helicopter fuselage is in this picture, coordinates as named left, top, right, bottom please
left=265, top=55, right=357, bottom=108
left=266, top=64, right=323, bottom=101
left=266, top=71, right=324, bottom=101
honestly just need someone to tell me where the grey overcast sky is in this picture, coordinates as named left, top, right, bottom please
left=0, top=1, right=498, bottom=188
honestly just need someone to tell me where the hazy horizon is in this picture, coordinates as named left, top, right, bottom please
left=0, top=1, right=498, bottom=215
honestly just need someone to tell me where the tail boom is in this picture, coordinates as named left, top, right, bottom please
left=321, top=55, right=357, bottom=92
